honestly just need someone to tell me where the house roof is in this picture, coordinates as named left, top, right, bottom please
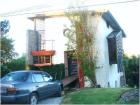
left=107, top=31, right=122, bottom=39
left=28, top=10, right=126, bottom=37
left=102, top=11, right=126, bottom=37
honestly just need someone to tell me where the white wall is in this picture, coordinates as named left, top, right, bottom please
left=90, top=15, right=121, bottom=87
left=45, top=17, right=71, bottom=64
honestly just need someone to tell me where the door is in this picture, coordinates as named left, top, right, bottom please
left=42, top=72, right=57, bottom=96
left=32, top=72, right=47, bottom=98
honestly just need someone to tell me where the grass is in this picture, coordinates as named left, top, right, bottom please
left=62, top=88, right=135, bottom=104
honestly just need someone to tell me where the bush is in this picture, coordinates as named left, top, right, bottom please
left=6, top=56, right=26, bottom=70
left=30, top=63, right=65, bottom=80
left=1, top=55, right=26, bottom=77
left=1, top=65, right=11, bottom=77
left=123, top=55, right=139, bottom=88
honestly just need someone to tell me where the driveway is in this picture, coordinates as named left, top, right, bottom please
left=38, top=97, right=63, bottom=104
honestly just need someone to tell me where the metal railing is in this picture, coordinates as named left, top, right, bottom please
left=41, top=39, right=55, bottom=51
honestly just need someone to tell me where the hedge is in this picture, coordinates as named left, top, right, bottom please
left=30, top=63, right=65, bottom=80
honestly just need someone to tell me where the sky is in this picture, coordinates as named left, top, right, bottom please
left=0, top=0, right=140, bottom=57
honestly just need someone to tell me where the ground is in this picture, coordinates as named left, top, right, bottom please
left=38, top=97, right=62, bottom=104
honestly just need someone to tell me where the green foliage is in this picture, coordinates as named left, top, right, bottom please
left=6, top=55, right=26, bottom=70
left=1, top=55, right=26, bottom=77
left=30, top=64, right=65, bottom=80
left=64, top=10, right=98, bottom=84
left=123, top=54, right=139, bottom=88
left=0, top=20, right=10, bottom=35
left=0, top=36, right=17, bottom=64
left=0, top=65, right=11, bottom=77
left=0, top=20, right=18, bottom=77
left=0, top=20, right=17, bottom=64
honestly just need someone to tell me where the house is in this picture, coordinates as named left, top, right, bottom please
left=89, top=11, right=126, bottom=87
left=27, top=10, right=126, bottom=88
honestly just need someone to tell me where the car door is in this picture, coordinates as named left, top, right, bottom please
left=42, top=72, right=57, bottom=96
left=32, top=72, right=47, bottom=98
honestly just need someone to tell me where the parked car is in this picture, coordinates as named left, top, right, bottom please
left=1, top=70, right=63, bottom=105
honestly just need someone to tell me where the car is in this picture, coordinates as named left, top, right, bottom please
left=1, top=70, right=63, bottom=105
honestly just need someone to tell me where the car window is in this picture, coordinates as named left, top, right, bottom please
left=42, top=73, right=51, bottom=82
left=2, top=72, right=29, bottom=82
left=32, top=73, right=44, bottom=82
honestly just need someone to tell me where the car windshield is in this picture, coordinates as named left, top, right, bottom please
left=2, top=72, right=29, bottom=82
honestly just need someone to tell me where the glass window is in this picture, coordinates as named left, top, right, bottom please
left=32, top=73, right=44, bottom=82
left=33, top=56, right=38, bottom=64
left=32, top=75, right=36, bottom=83
left=2, top=72, right=29, bottom=82
left=45, top=56, right=50, bottom=63
left=42, top=73, right=51, bottom=82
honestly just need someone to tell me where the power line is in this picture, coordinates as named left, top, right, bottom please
left=0, top=0, right=140, bottom=17
left=0, top=4, right=51, bottom=17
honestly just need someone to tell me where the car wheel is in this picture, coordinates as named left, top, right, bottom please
left=56, top=86, right=61, bottom=97
left=30, top=93, right=38, bottom=105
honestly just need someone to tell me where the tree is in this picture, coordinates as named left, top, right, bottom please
left=1, top=55, right=26, bottom=77
left=123, top=54, right=139, bottom=88
left=7, top=55, right=26, bottom=70
left=0, top=20, right=18, bottom=77
left=0, top=20, right=10, bottom=36
left=64, top=10, right=100, bottom=86
left=0, top=20, right=17, bottom=64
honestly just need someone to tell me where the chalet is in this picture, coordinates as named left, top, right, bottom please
left=27, top=10, right=126, bottom=88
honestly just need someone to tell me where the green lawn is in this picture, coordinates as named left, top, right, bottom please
left=62, top=88, right=136, bottom=104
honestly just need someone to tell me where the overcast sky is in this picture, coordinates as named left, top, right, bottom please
left=0, top=0, right=140, bottom=57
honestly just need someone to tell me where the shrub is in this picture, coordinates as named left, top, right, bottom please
left=30, top=63, right=65, bottom=80
left=123, top=55, right=139, bottom=88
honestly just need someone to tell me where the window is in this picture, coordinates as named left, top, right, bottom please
left=42, top=73, right=51, bottom=81
left=107, top=31, right=123, bottom=72
left=33, top=56, right=51, bottom=64
left=33, top=56, right=38, bottom=64
left=107, top=32, right=117, bottom=64
left=2, top=72, right=29, bottom=82
left=32, top=73, right=44, bottom=82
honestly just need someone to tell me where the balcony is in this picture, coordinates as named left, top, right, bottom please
left=32, top=50, right=55, bottom=67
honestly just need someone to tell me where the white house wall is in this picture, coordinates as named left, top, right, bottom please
left=90, top=15, right=120, bottom=87
left=45, top=17, right=71, bottom=64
